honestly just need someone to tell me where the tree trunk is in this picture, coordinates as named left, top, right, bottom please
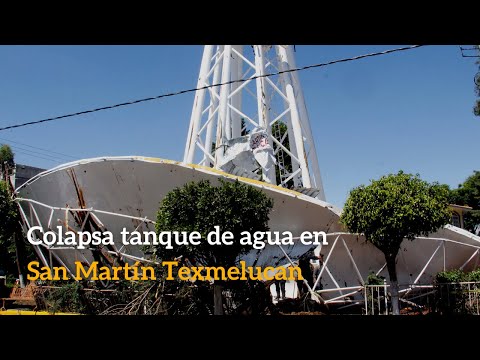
left=386, top=254, right=400, bottom=315
left=13, top=233, right=25, bottom=288
left=213, top=283, right=224, bottom=315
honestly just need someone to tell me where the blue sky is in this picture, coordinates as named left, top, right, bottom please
left=0, top=45, right=478, bottom=207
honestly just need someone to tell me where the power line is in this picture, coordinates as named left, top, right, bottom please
left=10, top=148, right=62, bottom=163
left=0, top=45, right=425, bottom=132
left=5, top=145, right=65, bottom=161
left=0, top=136, right=78, bottom=160
left=7, top=144, right=72, bottom=162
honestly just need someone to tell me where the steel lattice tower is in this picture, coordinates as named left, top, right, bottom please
left=184, top=45, right=325, bottom=200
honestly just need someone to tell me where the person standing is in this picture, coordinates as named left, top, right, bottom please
left=274, top=279, right=286, bottom=300
left=296, top=250, right=322, bottom=297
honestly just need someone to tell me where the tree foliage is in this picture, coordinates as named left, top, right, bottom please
left=0, top=146, right=17, bottom=277
left=449, top=170, right=480, bottom=234
left=365, top=272, right=385, bottom=285
left=129, top=179, right=276, bottom=315
left=435, top=268, right=480, bottom=285
left=43, top=282, right=87, bottom=314
left=0, top=181, right=20, bottom=276
left=0, top=144, right=15, bottom=176
left=449, top=171, right=480, bottom=209
left=340, top=171, right=450, bottom=314
left=434, top=268, right=480, bottom=314
left=0, top=181, right=18, bottom=243
left=154, top=179, right=274, bottom=267
left=341, top=171, right=451, bottom=258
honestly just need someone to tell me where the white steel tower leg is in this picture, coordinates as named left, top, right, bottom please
left=215, top=45, right=233, bottom=166
left=184, top=45, right=214, bottom=164
left=285, top=46, right=326, bottom=200
left=231, top=45, right=243, bottom=138
left=202, top=46, right=223, bottom=167
left=253, top=45, right=276, bottom=184
left=275, top=46, right=300, bottom=188
left=253, top=45, right=270, bottom=130
left=277, top=46, right=312, bottom=188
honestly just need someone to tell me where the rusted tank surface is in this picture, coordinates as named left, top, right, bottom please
left=15, top=156, right=480, bottom=302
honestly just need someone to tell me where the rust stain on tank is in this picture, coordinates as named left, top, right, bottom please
left=67, top=168, right=87, bottom=209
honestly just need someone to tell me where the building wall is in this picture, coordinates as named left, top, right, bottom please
left=448, top=205, right=472, bottom=229
left=14, top=164, right=45, bottom=189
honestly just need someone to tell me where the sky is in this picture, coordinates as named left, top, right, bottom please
left=0, top=45, right=478, bottom=208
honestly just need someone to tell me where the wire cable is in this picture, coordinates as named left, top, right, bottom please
left=10, top=148, right=62, bottom=163
left=0, top=45, right=425, bottom=132
left=6, top=144, right=72, bottom=162
left=0, top=137, right=78, bottom=160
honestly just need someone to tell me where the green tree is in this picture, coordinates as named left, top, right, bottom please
left=449, top=170, right=480, bottom=234
left=340, top=171, right=450, bottom=315
left=434, top=268, right=480, bottom=314
left=0, top=144, right=15, bottom=179
left=0, top=145, right=19, bottom=281
left=0, top=145, right=35, bottom=286
left=0, top=181, right=20, bottom=278
left=153, top=179, right=274, bottom=314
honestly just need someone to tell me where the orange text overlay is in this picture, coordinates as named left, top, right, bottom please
left=26, top=261, right=304, bottom=282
